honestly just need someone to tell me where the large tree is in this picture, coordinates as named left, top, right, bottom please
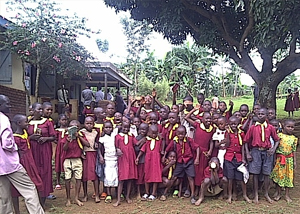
left=0, top=0, right=101, bottom=101
left=105, top=0, right=300, bottom=108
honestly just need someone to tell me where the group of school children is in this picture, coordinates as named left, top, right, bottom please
left=10, top=91, right=298, bottom=211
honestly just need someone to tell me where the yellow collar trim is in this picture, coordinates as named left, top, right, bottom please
left=29, top=117, right=47, bottom=133
left=255, top=121, right=268, bottom=142
left=200, top=123, right=213, bottom=132
left=146, top=136, right=159, bottom=150
left=13, top=130, right=30, bottom=149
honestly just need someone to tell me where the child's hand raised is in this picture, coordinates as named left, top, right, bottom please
left=229, top=100, right=234, bottom=106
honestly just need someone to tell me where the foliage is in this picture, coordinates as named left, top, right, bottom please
left=154, top=77, right=170, bottom=101
left=96, top=38, right=109, bottom=53
left=137, top=72, right=154, bottom=96
left=105, top=0, right=300, bottom=109
left=0, top=0, right=100, bottom=100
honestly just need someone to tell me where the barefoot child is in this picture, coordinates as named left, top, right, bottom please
left=270, top=119, right=298, bottom=202
left=244, top=108, right=280, bottom=204
left=11, top=114, right=44, bottom=214
left=195, top=157, right=228, bottom=205
left=224, top=116, right=251, bottom=204
left=80, top=117, right=100, bottom=203
left=98, top=121, right=118, bottom=203
left=54, top=114, right=68, bottom=190
left=134, top=123, right=149, bottom=198
left=63, top=120, right=89, bottom=207
left=114, top=123, right=138, bottom=206
left=136, top=125, right=162, bottom=201
left=165, top=125, right=200, bottom=203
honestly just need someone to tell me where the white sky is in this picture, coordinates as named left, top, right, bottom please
left=0, top=0, right=260, bottom=86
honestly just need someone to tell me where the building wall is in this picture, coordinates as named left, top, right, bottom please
left=9, top=54, right=24, bottom=91
left=0, top=84, right=26, bottom=119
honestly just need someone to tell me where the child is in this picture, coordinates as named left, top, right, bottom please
left=270, top=119, right=297, bottom=202
left=195, top=157, right=228, bottom=205
left=159, top=107, right=169, bottom=126
left=28, top=104, right=34, bottom=121
left=165, top=125, right=200, bottom=204
left=224, top=116, right=251, bottom=204
left=213, top=117, right=227, bottom=168
left=162, top=112, right=180, bottom=150
left=185, top=110, right=215, bottom=194
left=134, top=123, right=149, bottom=198
left=63, top=120, right=89, bottom=207
left=131, top=116, right=141, bottom=137
left=212, top=112, right=221, bottom=128
left=244, top=108, right=280, bottom=204
left=212, top=94, right=219, bottom=111
left=160, top=151, right=180, bottom=201
left=54, top=114, right=68, bottom=190
left=11, top=114, right=43, bottom=214
left=113, top=123, right=138, bottom=206
left=94, top=107, right=105, bottom=134
left=113, top=112, right=123, bottom=127
left=105, top=103, right=116, bottom=124
left=149, top=111, right=162, bottom=133
left=80, top=116, right=100, bottom=203
left=136, top=125, right=162, bottom=201
left=239, top=104, right=249, bottom=125
left=82, top=101, right=95, bottom=119
left=218, top=101, right=233, bottom=120
left=284, top=89, right=294, bottom=117
left=98, top=121, right=118, bottom=203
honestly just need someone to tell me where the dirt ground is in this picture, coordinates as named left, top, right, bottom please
left=18, top=123, right=300, bottom=214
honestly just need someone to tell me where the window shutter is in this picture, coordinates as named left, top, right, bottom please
left=0, top=50, right=12, bottom=84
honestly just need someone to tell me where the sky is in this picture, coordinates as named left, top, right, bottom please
left=0, top=0, right=256, bottom=85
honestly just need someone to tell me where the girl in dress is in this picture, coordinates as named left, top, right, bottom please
left=28, top=102, right=56, bottom=206
left=284, top=89, right=294, bottom=117
left=98, top=121, right=118, bottom=203
left=11, top=114, right=43, bottom=214
left=113, top=122, right=137, bottom=207
left=270, top=119, right=298, bottom=202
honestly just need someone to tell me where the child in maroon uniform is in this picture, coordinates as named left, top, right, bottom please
left=195, top=157, right=228, bottom=205
left=136, top=125, right=162, bottom=201
left=63, top=120, right=89, bottom=207
left=149, top=112, right=163, bottom=133
left=185, top=110, right=215, bottom=193
left=239, top=104, right=249, bottom=125
left=218, top=101, right=233, bottom=120
left=82, top=101, right=95, bottom=119
left=11, top=114, right=43, bottom=214
left=94, top=107, right=105, bottom=134
left=113, top=123, right=138, bottom=207
left=162, top=112, right=180, bottom=150
left=165, top=126, right=200, bottom=204
left=54, top=114, right=68, bottom=190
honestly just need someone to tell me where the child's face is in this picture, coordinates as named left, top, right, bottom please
left=28, top=105, right=33, bottom=116
left=133, top=117, right=141, bottom=127
left=212, top=114, right=220, bottom=125
left=217, top=118, right=226, bottom=130
left=149, top=113, right=158, bottom=125
left=106, top=104, right=115, bottom=116
left=253, top=105, right=261, bottom=115
left=176, top=128, right=186, bottom=141
left=270, top=121, right=279, bottom=130
left=34, top=104, right=43, bottom=117
left=148, top=129, right=158, bottom=139
left=284, top=121, right=295, bottom=135
left=140, top=110, right=147, bottom=120
left=159, top=108, right=168, bottom=120
left=129, top=110, right=135, bottom=120
left=122, top=124, right=130, bottom=134
left=218, top=102, right=227, bottom=112
left=114, top=112, right=122, bottom=123
left=90, top=101, right=95, bottom=108
left=19, top=116, right=29, bottom=130
left=144, top=95, right=152, bottom=104
left=239, top=105, right=249, bottom=117
left=95, top=109, right=105, bottom=119
left=43, top=105, right=53, bottom=118
left=168, top=113, right=178, bottom=125
left=104, top=123, right=113, bottom=135
left=168, top=152, right=176, bottom=162
left=257, top=109, right=267, bottom=123
left=233, top=112, right=242, bottom=120
left=202, top=113, right=212, bottom=127
left=267, top=109, right=276, bottom=121
left=197, top=95, right=204, bottom=105
left=139, top=124, right=148, bottom=137
left=202, top=101, right=212, bottom=112
left=122, top=116, right=130, bottom=125
left=59, top=116, right=68, bottom=127
left=171, top=105, right=179, bottom=113
left=84, top=118, right=94, bottom=131
left=228, top=118, right=238, bottom=131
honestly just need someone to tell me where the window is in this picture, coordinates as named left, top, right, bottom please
left=0, top=50, right=12, bottom=84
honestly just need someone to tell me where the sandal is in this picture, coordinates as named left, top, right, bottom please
left=184, top=189, right=191, bottom=198
left=100, top=192, right=107, bottom=200
left=141, top=193, right=149, bottom=201
left=47, top=194, right=56, bottom=200
left=105, top=195, right=112, bottom=203
left=190, top=196, right=196, bottom=204
left=147, top=195, right=156, bottom=201
left=173, top=190, right=179, bottom=198
left=55, top=184, right=62, bottom=190
left=160, top=195, right=167, bottom=201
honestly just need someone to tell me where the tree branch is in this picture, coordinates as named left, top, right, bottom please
left=239, top=1, right=254, bottom=52
left=182, top=13, right=200, bottom=33
left=275, top=53, right=300, bottom=82
left=289, top=32, right=297, bottom=55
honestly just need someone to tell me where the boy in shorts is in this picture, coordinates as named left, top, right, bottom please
left=63, top=120, right=89, bottom=207
left=165, top=125, right=200, bottom=204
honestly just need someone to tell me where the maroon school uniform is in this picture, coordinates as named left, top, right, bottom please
left=141, top=137, right=162, bottom=183
left=82, top=106, right=94, bottom=118
left=63, top=134, right=86, bottom=159
left=28, top=118, right=55, bottom=197
left=244, top=122, right=279, bottom=149
left=204, top=166, right=223, bottom=179
left=55, top=128, right=67, bottom=173
left=225, top=131, right=245, bottom=162
left=115, top=133, right=138, bottom=180
left=162, top=123, right=180, bottom=147
left=221, top=111, right=232, bottom=120
left=194, top=122, right=215, bottom=186
left=11, top=131, right=43, bottom=197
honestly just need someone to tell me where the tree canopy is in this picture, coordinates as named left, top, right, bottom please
left=105, top=0, right=300, bottom=108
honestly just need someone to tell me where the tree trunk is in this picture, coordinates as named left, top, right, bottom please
left=256, top=75, right=279, bottom=110
left=35, top=63, right=41, bottom=102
